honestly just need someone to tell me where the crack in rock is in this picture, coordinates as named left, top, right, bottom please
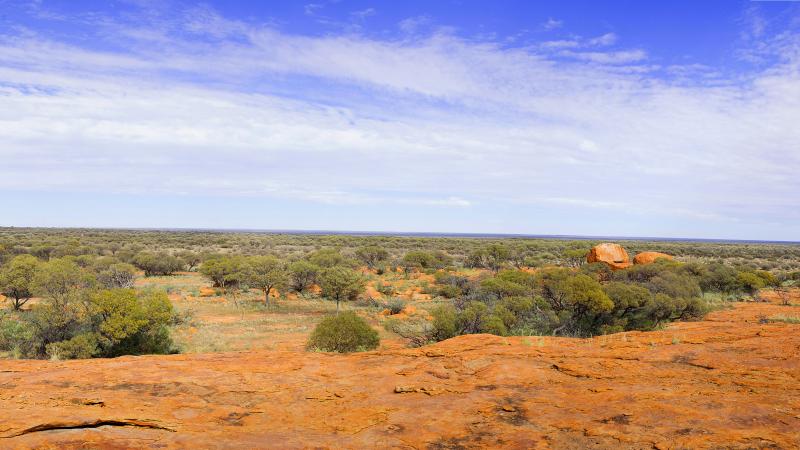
left=2, top=419, right=176, bottom=438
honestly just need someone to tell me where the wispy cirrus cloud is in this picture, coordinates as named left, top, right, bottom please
left=541, top=17, right=563, bottom=31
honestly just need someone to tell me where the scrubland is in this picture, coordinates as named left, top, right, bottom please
left=1, top=228, right=799, bottom=448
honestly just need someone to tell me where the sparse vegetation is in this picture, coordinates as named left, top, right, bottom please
left=385, top=297, right=407, bottom=315
left=0, top=228, right=797, bottom=357
left=767, top=315, right=800, bottom=324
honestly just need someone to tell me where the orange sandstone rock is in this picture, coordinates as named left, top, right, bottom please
left=633, top=251, right=674, bottom=265
left=586, top=243, right=631, bottom=269
left=1, top=300, right=799, bottom=449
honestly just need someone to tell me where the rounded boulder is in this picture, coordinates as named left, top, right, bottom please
left=633, top=251, right=674, bottom=265
left=586, top=243, right=631, bottom=270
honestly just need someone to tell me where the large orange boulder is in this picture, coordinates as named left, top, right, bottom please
left=586, top=243, right=631, bottom=270
left=633, top=251, right=674, bottom=265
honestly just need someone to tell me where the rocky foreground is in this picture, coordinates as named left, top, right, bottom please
left=1, top=301, right=799, bottom=449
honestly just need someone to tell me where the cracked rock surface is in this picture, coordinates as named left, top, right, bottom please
left=1, top=300, right=798, bottom=449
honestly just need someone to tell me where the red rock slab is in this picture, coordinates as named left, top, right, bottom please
left=1, top=301, right=799, bottom=449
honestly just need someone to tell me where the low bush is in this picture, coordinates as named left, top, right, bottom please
left=306, top=312, right=379, bottom=353
left=384, top=316, right=435, bottom=347
left=768, top=315, right=800, bottom=324
left=385, top=297, right=406, bottom=315
left=437, top=284, right=462, bottom=298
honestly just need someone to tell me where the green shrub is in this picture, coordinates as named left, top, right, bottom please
left=384, top=316, right=435, bottom=348
left=6, top=288, right=175, bottom=360
left=437, top=284, right=462, bottom=298
left=306, top=312, right=379, bottom=353
left=46, top=333, right=99, bottom=360
left=96, top=262, right=137, bottom=289
left=430, top=305, right=458, bottom=341
left=385, top=297, right=406, bottom=315
left=0, top=313, right=37, bottom=357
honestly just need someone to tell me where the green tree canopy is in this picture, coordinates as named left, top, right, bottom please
left=200, top=255, right=247, bottom=288
left=0, top=254, right=40, bottom=310
left=32, top=258, right=95, bottom=308
left=288, top=260, right=320, bottom=293
left=318, top=266, right=365, bottom=311
left=245, top=255, right=289, bottom=307
left=308, top=248, right=354, bottom=268
left=355, top=245, right=389, bottom=269
left=132, top=252, right=183, bottom=277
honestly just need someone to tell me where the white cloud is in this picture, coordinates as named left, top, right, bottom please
left=398, top=15, right=431, bottom=34
left=0, top=5, right=798, bottom=234
left=560, top=49, right=647, bottom=64
left=351, top=8, right=376, bottom=21
left=588, top=32, right=617, bottom=47
left=304, top=3, right=324, bottom=16
left=542, top=18, right=563, bottom=31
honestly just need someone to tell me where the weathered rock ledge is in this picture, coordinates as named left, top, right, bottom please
left=1, top=301, right=798, bottom=449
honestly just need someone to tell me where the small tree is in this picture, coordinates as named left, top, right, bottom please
left=132, top=252, right=183, bottom=277
left=246, top=256, right=289, bottom=307
left=0, top=255, right=40, bottom=310
left=288, top=260, right=320, bottom=293
left=32, top=258, right=95, bottom=308
left=200, top=256, right=245, bottom=288
left=199, top=256, right=247, bottom=305
left=737, top=271, right=766, bottom=299
left=485, top=244, right=512, bottom=273
left=308, top=248, right=353, bottom=268
left=318, top=266, right=365, bottom=311
left=355, top=246, right=389, bottom=270
left=466, top=244, right=510, bottom=272
left=774, top=286, right=792, bottom=306
left=177, top=251, right=203, bottom=271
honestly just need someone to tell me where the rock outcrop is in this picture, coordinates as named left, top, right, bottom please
left=1, top=299, right=799, bottom=449
left=586, top=243, right=631, bottom=269
left=633, top=251, right=674, bottom=265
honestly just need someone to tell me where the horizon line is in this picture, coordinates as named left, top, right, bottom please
left=1, top=225, right=798, bottom=245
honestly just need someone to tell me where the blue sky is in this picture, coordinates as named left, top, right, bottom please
left=0, top=1, right=799, bottom=240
